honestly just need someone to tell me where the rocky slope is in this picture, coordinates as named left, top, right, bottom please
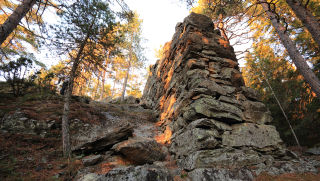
left=1, top=13, right=320, bottom=181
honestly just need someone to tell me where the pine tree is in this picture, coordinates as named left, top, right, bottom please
left=285, top=0, right=320, bottom=48
left=51, top=0, right=118, bottom=157
left=0, top=0, right=37, bottom=45
left=257, top=0, right=320, bottom=96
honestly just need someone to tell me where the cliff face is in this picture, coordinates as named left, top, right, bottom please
left=142, top=12, right=285, bottom=169
left=1, top=13, right=319, bottom=181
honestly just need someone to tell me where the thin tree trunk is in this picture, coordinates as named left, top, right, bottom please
left=61, top=15, right=96, bottom=157
left=217, top=14, right=230, bottom=45
left=259, top=0, right=320, bottom=96
left=78, top=79, right=83, bottom=96
left=86, top=76, right=91, bottom=96
left=111, top=76, right=116, bottom=98
left=100, top=70, right=105, bottom=100
left=100, top=51, right=110, bottom=100
left=263, top=76, right=301, bottom=148
left=121, top=61, right=130, bottom=102
left=0, top=0, right=36, bottom=45
left=121, top=33, right=133, bottom=102
left=94, top=77, right=100, bottom=99
left=286, top=0, right=320, bottom=48
left=62, top=35, right=89, bottom=158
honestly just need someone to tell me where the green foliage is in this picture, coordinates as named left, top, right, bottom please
left=0, top=57, right=36, bottom=96
left=192, top=0, right=244, bottom=19
left=0, top=0, right=50, bottom=62
left=243, top=40, right=320, bottom=147
left=51, top=0, right=117, bottom=59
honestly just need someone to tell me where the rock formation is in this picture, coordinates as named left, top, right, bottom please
left=83, top=12, right=317, bottom=180
left=1, top=12, right=319, bottom=181
left=142, top=12, right=285, bottom=170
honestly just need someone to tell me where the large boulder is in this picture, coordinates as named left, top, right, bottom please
left=112, top=137, right=167, bottom=165
left=72, top=121, right=133, bottom=154
left=181, top=148, right=263, bottom=171
left=188, top=168, right=254, bottom=181
left=222, top=123, right=283, bottom=152
left=101, top=165, right=174, bottom=181
left=170, top=118, right=231, bottom=157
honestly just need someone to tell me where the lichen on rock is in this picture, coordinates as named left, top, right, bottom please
left=141, top=12, right=290, bottom=172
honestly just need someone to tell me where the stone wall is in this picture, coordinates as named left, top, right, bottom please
left=142, top=12, right=285, bottom=170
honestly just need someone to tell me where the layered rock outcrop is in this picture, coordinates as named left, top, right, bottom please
left=2, top=12, right=318, bottom=181
left=142, top=12, right=285, bottom=170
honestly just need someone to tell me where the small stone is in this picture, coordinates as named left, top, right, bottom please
left=26, top=156, right=34, bottom=162
left=305, top=147, right=320, bottom=155
left=19, top=117, right=28, bottom=121
left=41, top=157, right=47, bottom=163
left=47, top=164, right=53, bottom=169
left=59, top=163, right=67, bottom=169
left=82, top=155, right=102, bottom=166
left=78, top=173, right=101, bottom=181
left=35, top=165, right=43, bottom=171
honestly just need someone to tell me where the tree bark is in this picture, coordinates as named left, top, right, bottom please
left=111, top=75, right=116, bottom=98
left=62, top=35, right=89, bottom=158
left=121, top=33, right=133, bottom=102
left=100, top=51, right=110, bottom=100
left=94, top=76, right=100, bottom=99
left=0, top=0, right=36, bottom=45
left=121, top=61, right=130, bottom=102
left=286, top=0, right=320, bottom=48
left=259, top=0, right=320, bottom=96
left=100, top=70, right=105, bottom=100
left=217, top=14, right=230, bottom=45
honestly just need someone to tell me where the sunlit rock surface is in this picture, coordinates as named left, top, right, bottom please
left=142, top=12, right=285, bottom=169
left=2, top=12, right=318, bottom=181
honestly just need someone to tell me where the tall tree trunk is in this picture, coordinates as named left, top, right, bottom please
left=121, top=61, right=131, bottom=102
left=100, top=51, right=110, bottom=100
left=100, top=70, right=105, bottom=100
left=94, top=77, right=100, bottom=99
left=217, top=14, right=230, bottom=45
left=111, top=75, right=116, bottom=98
left=259, top=0, right=320, bottom=96
left=0, top=0, right=36, bottom=45
left=86, top=76, right=92, bottom=96
left=286, top=0, right=320, bottom=48
left=62, top=36, right=89, bottom=158
left=121, top=33, right=133, bottom=102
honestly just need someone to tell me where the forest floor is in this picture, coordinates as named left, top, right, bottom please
left=0, top=90, right=319, bottom=180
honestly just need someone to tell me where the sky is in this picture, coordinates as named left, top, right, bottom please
left=33, top=0, right=190, bottom=68
left=125, top=0, right=190, bottom=66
